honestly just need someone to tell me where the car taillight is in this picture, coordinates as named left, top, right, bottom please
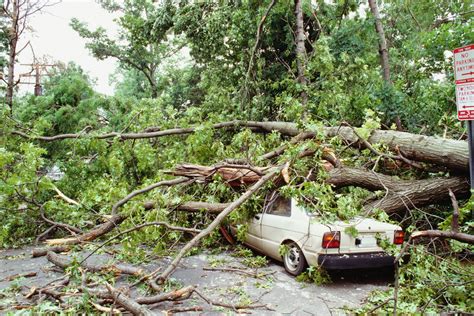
left=394, top=230, right=404, bottom=245
left=322, top=231, right=340, bottom=248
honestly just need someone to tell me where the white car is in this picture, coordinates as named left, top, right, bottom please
left=232, top=194, right=404, bottom=275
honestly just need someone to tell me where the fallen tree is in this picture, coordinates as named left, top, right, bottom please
left=16, top=119, right=470, bottom=303
left=13, top=120, right=469, bottom=171
left=325, top=167, right=470, bottom=214
left=40, top=121, right=472, bottom=263
left=163, top=164, right=470, bottom=215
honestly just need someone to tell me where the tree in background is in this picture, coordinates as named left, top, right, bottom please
left=71, top=0, right=177, bottom=98
left=16, top=62, right=99, bottom=136
left=1, top=0, right=56, bottom=113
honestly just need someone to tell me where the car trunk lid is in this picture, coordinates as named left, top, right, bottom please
left=328, top=218, right=400, bottom=254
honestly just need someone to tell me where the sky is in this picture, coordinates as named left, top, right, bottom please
left=17, top=0, right=119, bottom=95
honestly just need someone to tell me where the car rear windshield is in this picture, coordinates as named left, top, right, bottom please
left=266, top=196, right=291, bottom=216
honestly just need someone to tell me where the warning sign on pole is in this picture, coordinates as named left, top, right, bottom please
left=454, top=44, right=474, bottom=120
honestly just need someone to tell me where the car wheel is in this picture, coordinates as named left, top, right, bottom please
left=282, top=242, right=307, bottom=276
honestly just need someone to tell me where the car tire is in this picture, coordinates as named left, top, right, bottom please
left=282, top=241, right=307, bottom=276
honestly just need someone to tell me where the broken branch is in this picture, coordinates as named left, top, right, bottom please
left=47, top=252, right=145, bottom=276
left=410, top=230, right=474, bottom=244
left=46, top=177, right=190, bottom=245
left=149, top=167, right=281, bottom=286
left=105, top=282, right=154, bottom=316
left=80, top=221, right=201, bottom=264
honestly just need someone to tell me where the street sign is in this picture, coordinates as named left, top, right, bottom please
left=454, top=44, right=474, bottom=192
left=454, top=44, right=474, bottom=120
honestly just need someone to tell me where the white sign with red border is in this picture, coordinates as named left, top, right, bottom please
left=454, top=44, right=474, bottom=120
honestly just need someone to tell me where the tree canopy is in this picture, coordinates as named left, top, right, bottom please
left=0, top=0, right=473, bottom=314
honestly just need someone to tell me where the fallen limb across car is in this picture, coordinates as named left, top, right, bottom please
left=34, top=120, right=471, bottom=290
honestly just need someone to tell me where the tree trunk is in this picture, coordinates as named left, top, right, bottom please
left=6, top=0, right=19, bottom=113
left=13, top=120, right=470, bottom=171
left=161, top=164, right=471, bottom=215
left=294, top=0, right=308, bottom=108
left=149, top=71, right=158, bottom=98
left=326, top=167, right=470, bottom=214
left=323, top=126, right=469, bottom=172
left=368, top=0, right=391, bottom=83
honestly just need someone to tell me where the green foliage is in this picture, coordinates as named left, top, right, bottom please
left=15, top=63, right=99, bottom=136
left=71, top=0, right=178, bottom=97
left=242, top=255, right=268, bottom=269
left=358, top=246, right=473, bottom=314
left=278, top=243, right=289, bottom=257
left=296, top=265, right=331, bottom=285
left=232, top=245, right=268, bottom=268
left=0, top=0, right=472, bottom=313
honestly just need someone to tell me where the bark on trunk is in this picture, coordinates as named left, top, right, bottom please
left=150, top=74, right=158, bottom=98
left=294, top=0, right=308, bottom=107
left=368, top=0, right=391, bottom=83
left=327, top=167, right=470, bottom=214
left=15, top=121, right=468, bottom=171
left=324, top=126, right=469, bottom=172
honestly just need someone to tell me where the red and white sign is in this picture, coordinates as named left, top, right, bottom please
left=454, top=44, right=474, bottom=120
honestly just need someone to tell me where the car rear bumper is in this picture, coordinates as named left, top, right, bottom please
left=317, top=252, right=395, bottom=270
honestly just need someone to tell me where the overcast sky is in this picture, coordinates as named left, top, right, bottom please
left=17, top=0, right=119, bottom=95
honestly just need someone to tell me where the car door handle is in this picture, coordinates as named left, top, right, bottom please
left=254, top=215, right=260, bottom=220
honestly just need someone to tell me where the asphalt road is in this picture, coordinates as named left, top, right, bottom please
left=0, top=247, right=393, bottom=314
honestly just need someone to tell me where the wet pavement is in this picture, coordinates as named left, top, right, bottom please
left=0, top=247, right=393, bottom=314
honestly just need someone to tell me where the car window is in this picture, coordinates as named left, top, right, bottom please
left=266, top=196, right=291, bottom=217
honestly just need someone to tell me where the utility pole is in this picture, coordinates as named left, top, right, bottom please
left=19, top=62, right=57, bottom=95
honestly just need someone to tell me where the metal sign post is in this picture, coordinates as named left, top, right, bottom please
left=454, top=44, right=474, bottom=189
left=468, top=121, right=474, bottom=190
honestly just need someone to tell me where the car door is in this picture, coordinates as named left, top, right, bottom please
left=259, top=195, right=293, bottom=260
left=244, top=211, right=263, bottom=251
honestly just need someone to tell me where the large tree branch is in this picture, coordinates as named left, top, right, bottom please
left=167, top=164, right=469, bottom=216
left=111, top=178, right=189, bottom=215
left=12, top=121, right=469, bottom=171
left=46, top=178, right=189, bottom=245
left=177, top=201, right=231, bottom=213
left=45, top=214, right=125, bottom=246
left=147, top=167, right=282, bottom=286
left=410, top=230, right=474, bottom=244
left=327, top=167, right=469, bottom=214
left=47, top=251, right=145, bottom=276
